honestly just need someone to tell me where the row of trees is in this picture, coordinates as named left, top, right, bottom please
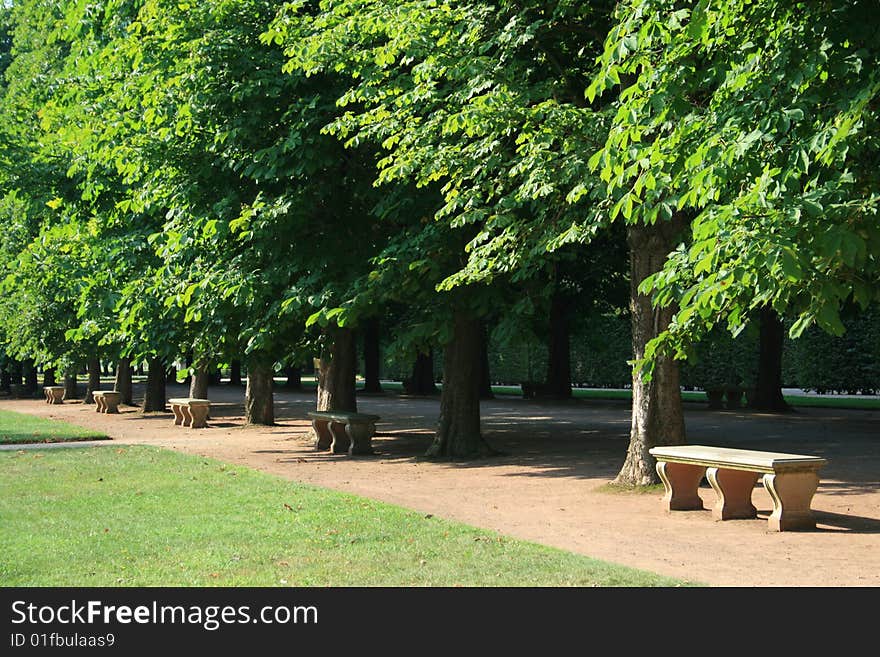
left=1, top=1, right=877, bottom=484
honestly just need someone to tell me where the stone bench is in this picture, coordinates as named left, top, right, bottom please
left=168, top=397, right=211, bottom=429
left=92, top=390, right=121, bottom=413
left=649, top=445, right=827, bottom=531
left=44, top=386, right=65, bottom=405
left=307, top=410, right=380, bottom=456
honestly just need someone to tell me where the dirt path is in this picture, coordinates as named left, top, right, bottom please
left=3, top=384, right=879, bottom=587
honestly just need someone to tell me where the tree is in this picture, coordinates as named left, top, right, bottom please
left=270, top=0, right=617, bottom=457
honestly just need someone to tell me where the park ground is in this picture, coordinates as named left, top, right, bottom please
left=3, top=384, right=879, bottom=587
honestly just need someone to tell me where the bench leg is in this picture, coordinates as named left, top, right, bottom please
left=312, top=419, right=333, bottom=451
left=706, top=467, right=759, bottom=520
left=189, top=405, right=209, bottom=428
left=51, top=390, right=64, bottom=404
left=763, top=472, right=819, bottom=531
left=95, top=397, right=105, bottom=413
left=656, top=462, right=705, bottom=511
left=181, top=405, right=194, bottom=427
left=105, top=400, right=119, bottom=414
left=346, top=421, right=376, bottom=456
left=329, top=421, right=350, bottom=454
left=171, top=403, right=185, bottom=426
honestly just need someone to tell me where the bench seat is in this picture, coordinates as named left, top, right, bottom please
left=168, top=397, right=211, bottom=428
left=92, top=390, right=121, bottom=414
left=649, top=445, right=826, bottom=532
left=44, top=386, right=65, bottom=405
left=307, top=410, right=380, bottom=456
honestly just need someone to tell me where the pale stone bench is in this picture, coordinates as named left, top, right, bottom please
left=92, top=390, right=121, bottom=413
left=168, top=397, right=211, bottom=428
left=649, top=445, right=826, bottom=531
left=307, top=411, right=380, bottom=456
left=44, top=386, right=65, bottom=404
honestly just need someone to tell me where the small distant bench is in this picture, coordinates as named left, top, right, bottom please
left=168, top=398, right=211, bottom=429
left=44, top=386, right=65, bottom=405
left=649, top=445, right=827, bottom=532
left=307, top=411, right=380, bottom=456
left=92, top=390, right=122, bottom=414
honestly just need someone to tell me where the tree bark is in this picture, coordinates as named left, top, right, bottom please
left=750, top=306, right=790, bottom=412
left=362, top=318, right=383, bottom=393
left=142, top=357, right=167, bottom=412
left=245, top=355, right=275, bottom=425
left=405, top=350, right=438, bottom=395
left=317, top=325, right=357, bottom=412
left=189, top=362, right=210, bottom=399
left=229, top=359, right=243, bottom=386
left=284, top=365, right=302, bottom=389
left=21, top=359, right=38, bottom=397
left=84, top=357, right=101, bottom=404
left=64, top=369, right=79, bottom=400
left=614, top=221, right=687, bottom=486
left=427, top=312, right=494, bottom=458
left=114, top=358, right=133, bottom=405
left=545, top=288, right=573, bottom=399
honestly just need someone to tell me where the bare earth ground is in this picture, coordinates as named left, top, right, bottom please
left=3, top=383, right=879, bottom=587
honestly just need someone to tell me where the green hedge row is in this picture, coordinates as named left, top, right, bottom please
left=377, top=308, right=880, bottom=394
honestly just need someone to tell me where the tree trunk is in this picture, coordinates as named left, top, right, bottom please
left=545, top=288, right=573, bottom=399
left=64, top=369, right=79, bottom=400
left=165, top=364, right=177, bottom=385
left=189, top=362, right=210, bottom=399
left=479, top=322, right=494, bottom=399
left=229, top=359, right=243, bottom=386
left=750, top=306, right=790, bottom=412
left=84, top=357, right=101, bottom=404
left=362, top=318, right=383, bottom=393
left=245, top=355, right=274, bottom=425
left=21, top=359, right=38, bottom=397
left=142, top=358, right=167, bottom=412
left=427, top=312, right=494, bottom=458
left=405, top=350, right=438, bottom=395
left=114, top=358, right=133, bottom=405
left=614, top=221, right=687, bottom=486
left=0, top=362, right=11, bottom=394
left=284, top=365, right=302, bottom=389
left=42, top=367, right=57, bottom=387
left=208, top=368, right=222, bottom=386
left=317, top=325, right=357, bottom=412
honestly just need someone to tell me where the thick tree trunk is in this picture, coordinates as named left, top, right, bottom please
left=405, top=350, right=438, bottom=395
left=245, top=356, right=275, bottom=425
left=750, top=306, right=790, bottom=412
left=84, top=357, right=101, bottom=404
left=362, top=318, right=383, bottom=393
left=165, top=364, right=177, bottom=385
left=229, top=359, right=243, bottom=386
left=142, top=358, right=167, bottom=412
left=317, top=326, right=357, bottom=412
left=614, top=221, right=687, bottom=486
left=0, top=362, right=11, bottom=394
left=64, top=369, right=79, bottom=400
left=284, top=365, right=302, bottom=389
left=42, top=367, right=57, bottom=387
left=545, top=288, right=573, bottom=399
left=479, top=322, right=494, bottom=399
left=189, top=362, right=210, bottom=399
left=21, top=359, right=38, bottom=397
left=427, top=312, right=494, bottom=458
left=114, top=358, right=133, bottom=405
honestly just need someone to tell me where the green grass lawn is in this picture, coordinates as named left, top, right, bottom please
left=0, top=408, right=109, bottom=444
left=0, top=445, right=694, bottom=587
